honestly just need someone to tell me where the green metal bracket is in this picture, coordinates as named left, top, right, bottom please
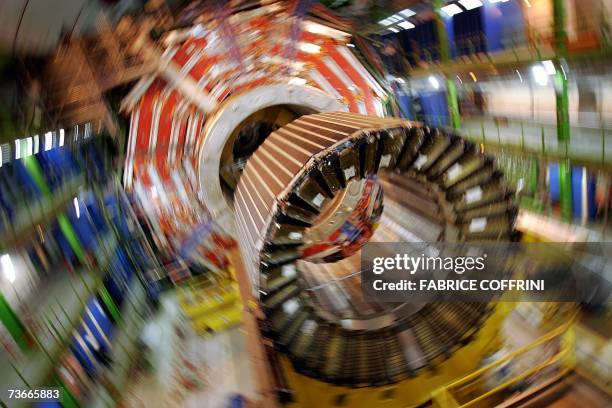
left=0, top=292, right=31, bottom=351
left=559, top=158, right=573, bottom=222
left=22, top=155, right=87, bottom=263
left=446, top=79, right=461, bottom=131
left=22, top=156, right=51, bottom=196
left=529, top=159, right=539, bottom=195
left=433, top=0, right=462, bottom=131
left=433, top=0, right=451, bottom=63
left=555, top=70, right=570, bottom=144
left=554, top=65, right=572, bottom=222
left=98, top=285, right=122, bottom=323
left=57, top=214, right=86, bottom=265
left=552, top=0, right=568, bottom=56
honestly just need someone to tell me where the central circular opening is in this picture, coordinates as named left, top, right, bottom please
left=296, top=174, right=443, bottom=323
left=219, top=104, right=316, bottom=205
left=301, top=176, right=384, bottom=263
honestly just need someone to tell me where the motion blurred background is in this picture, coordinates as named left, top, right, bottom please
left=0, top=1, right=610, bottom=407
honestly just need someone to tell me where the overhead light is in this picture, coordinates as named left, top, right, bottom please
left=441, top=4, right=463, bottom=16
left=399, top=8, right=416, bottom=17
left=456, top=75, right=463, bottom=84
left=523, top=0, right=532, bottom=7
left=74, top=197, right=80, bottom=219
left=459, top=0, right=484, bottom=10
left=347, top=43, right=355, bottom=48
left=429, top=75, right=440, bottom=90
left=379, top=15, right=401, bottom=26
left=532, top=65, right=549, bottom=86
left=469, top=72, right=477, bottom=82
left=516, top=69, right=523, bottom=82
left=59, top=129, right=65, bottom=147
left=396, top=77, right=406, bottom=84
left=388, top=27, right=399, bottom=33
left=299, top=42, right=321, bottom=54
left=1, top=254, right=15, bottom=283
left=44, top=132, right=53, bottom=151
left=542, top=60, right=556, bottom=75
left=26, top=137, right=33, bottom=156
left=398, top=21, right=415, bottom=30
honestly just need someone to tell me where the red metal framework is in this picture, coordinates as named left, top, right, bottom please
left=122, top=6, right=387, bottom=269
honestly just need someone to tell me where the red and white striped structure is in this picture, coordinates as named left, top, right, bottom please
left=121, top=4, right=387, bottom=267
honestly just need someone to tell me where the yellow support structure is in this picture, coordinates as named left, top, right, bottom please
left=432, top=315, right=577, bottom=408
left=282, top=303, right=513, bottom=408
left=176, top=268, right=243, bottom=335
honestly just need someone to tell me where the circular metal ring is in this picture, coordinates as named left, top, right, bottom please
left=198, top=83, right=343, bottom=236
left=234, top=111, right=517, bottom=386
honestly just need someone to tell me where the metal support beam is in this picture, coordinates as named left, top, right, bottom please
left=555, top=68, right=572, bottom=222
left=434, top=0, right=461, bottom=130
left=228, top=251, right=279, bottom=408
left=552, top=0, right=572, bottom=222
left=558, top=158, right=573, bottom=222
left=552, top=0, right=568, bottom=56
left=23, top=155, right=87, bottom=262
left=433, top=0, right=451, bottom=63
left=446, top=78, right=461, bottom=130
left=0, top=292, right=31, bottom=351
left=554, top=70, right=570, bottom=147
